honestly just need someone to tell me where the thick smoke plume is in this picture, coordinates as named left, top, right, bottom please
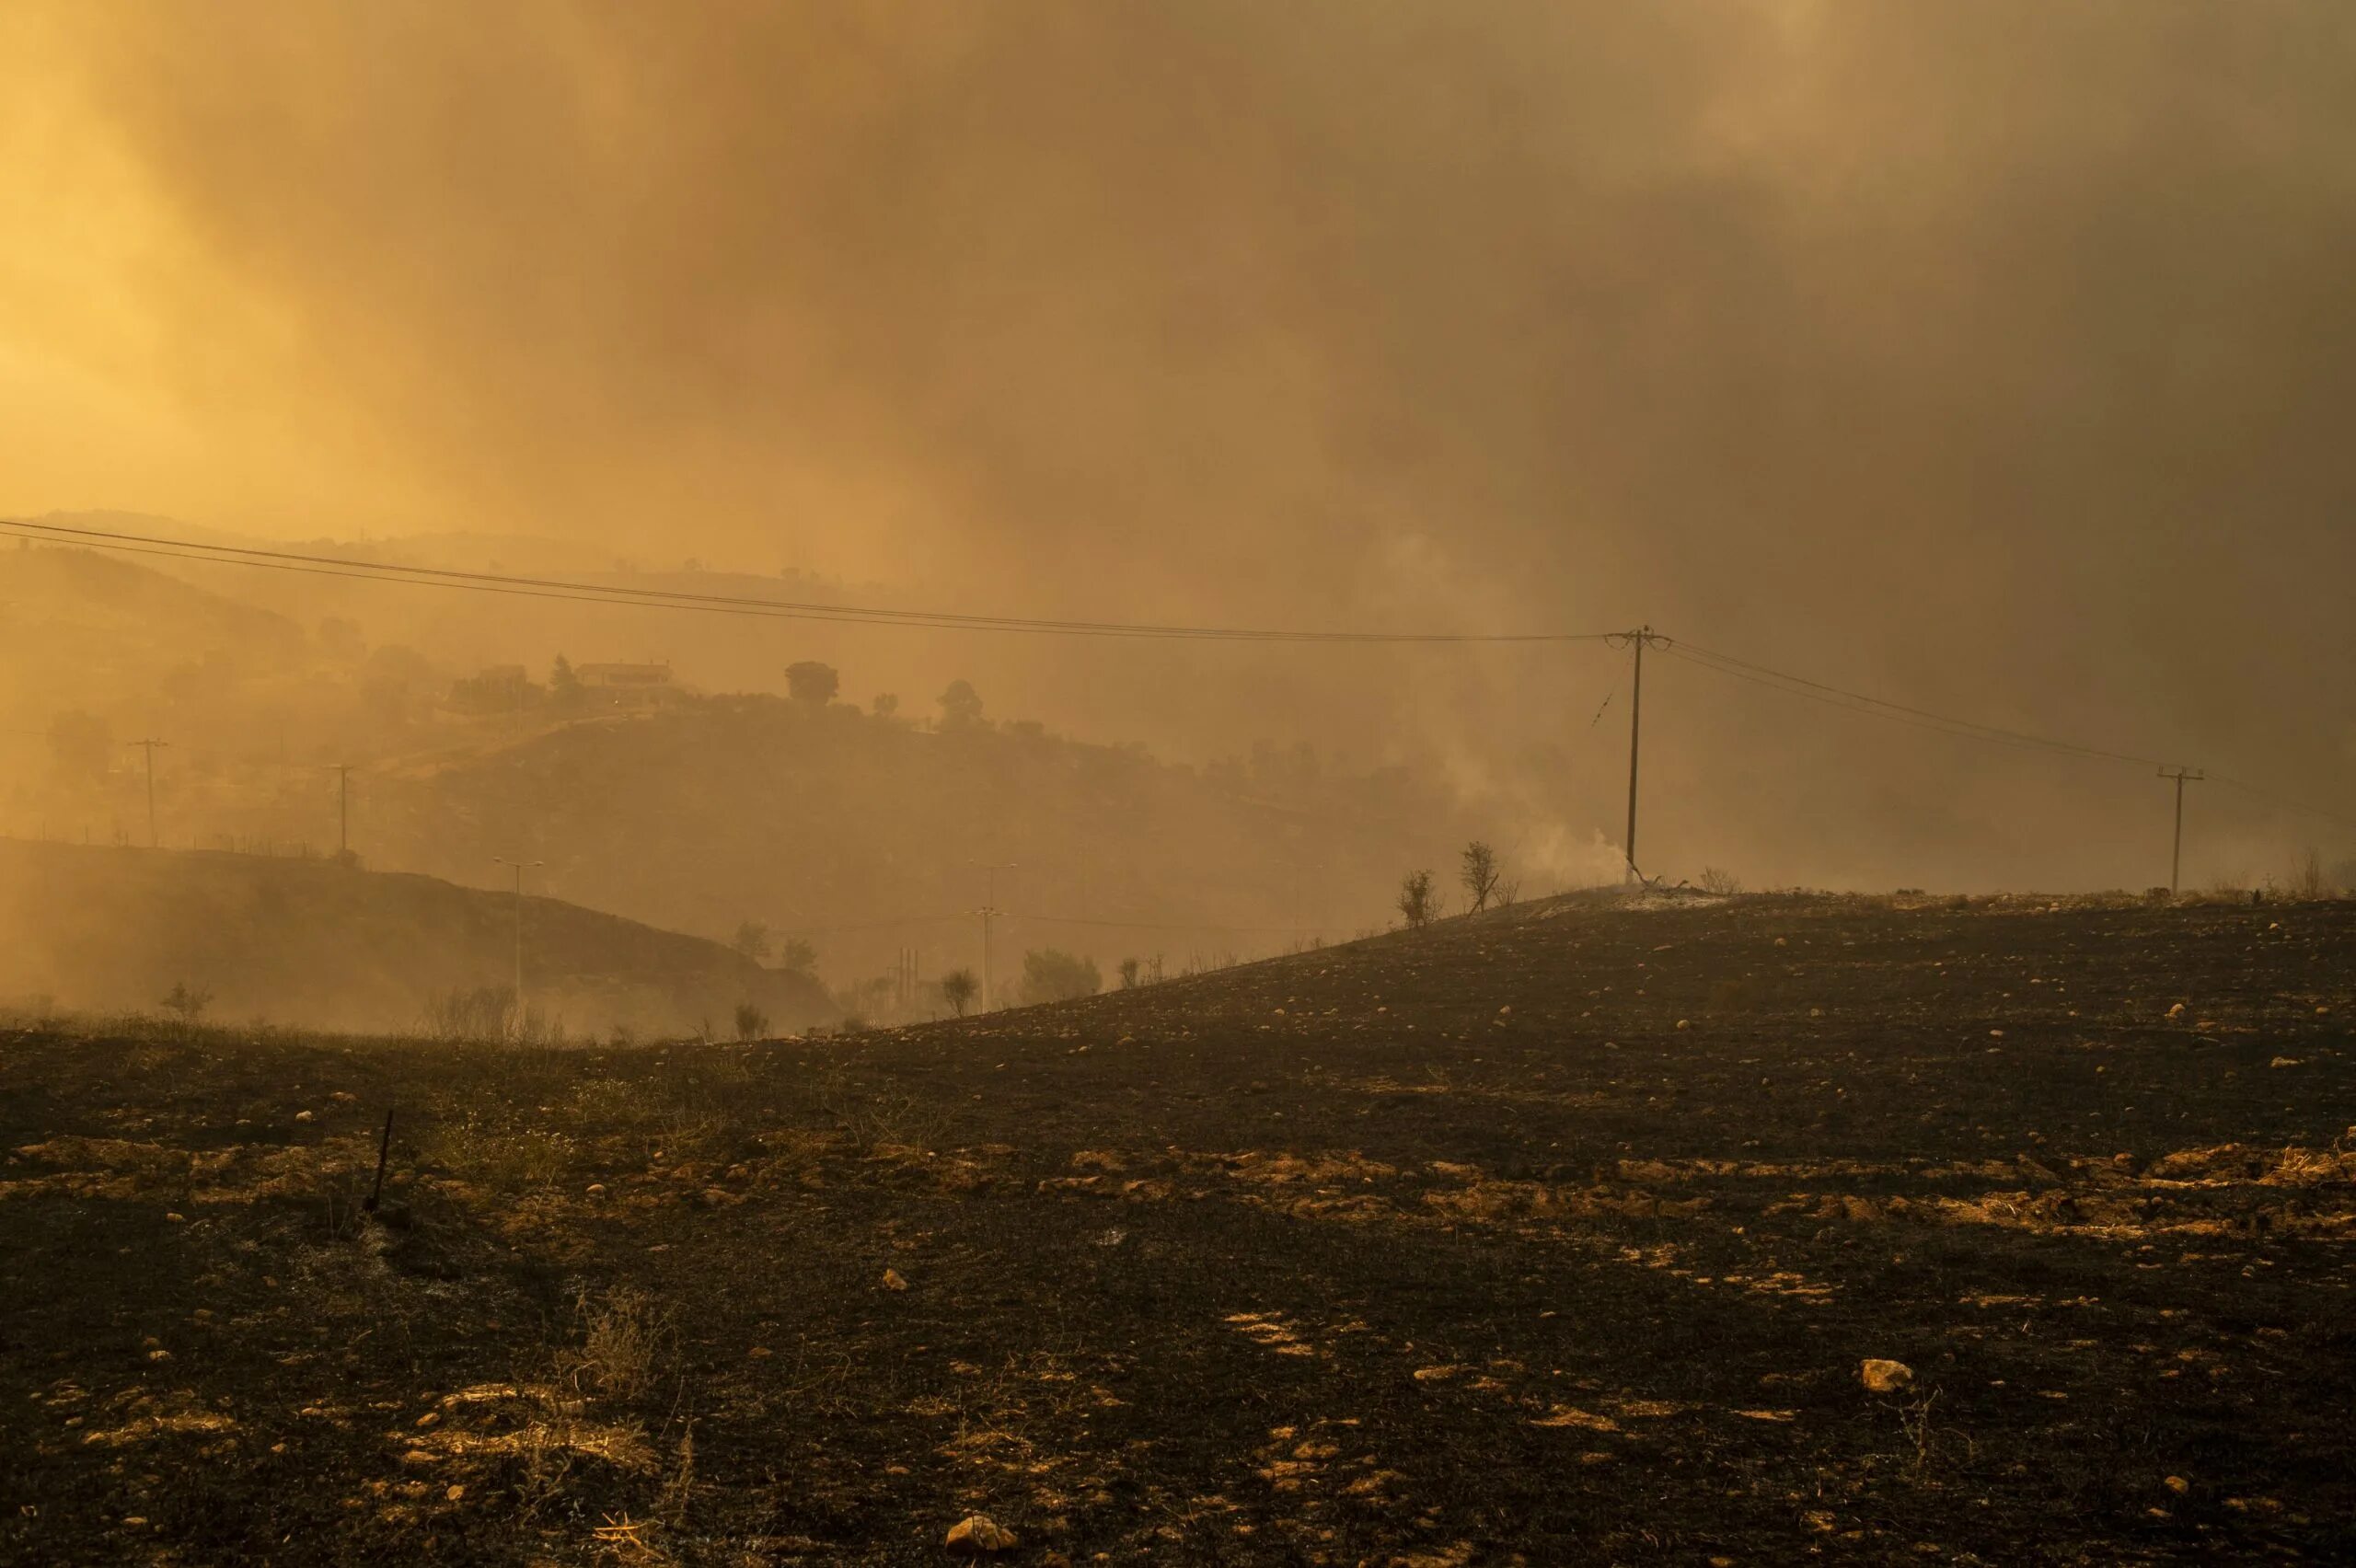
left=3, top=1, right=2350, bottom=892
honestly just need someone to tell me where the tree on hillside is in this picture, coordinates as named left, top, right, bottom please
left=1118, top=957, right=1141, bottom=989
left=160, top=981, right=213, bottom=1033
left=1397, top=869, right=1438, bottom=930
left=872, top=692, right=899, bottom=718
left=733, top=920, right=772, bottom=963
left=776, top=937, right=817, bottom=974
left=786, top=661, right=840, bottom=707
left=938, top=679, right=985, bottom=728
left=941, top=968, right=978, bottom=1017
left=549, top=653, right=583, bottom=709
left=1460, top=841, right=1502, bottom=913
left=1020, top=949, right=1101, bottom=1006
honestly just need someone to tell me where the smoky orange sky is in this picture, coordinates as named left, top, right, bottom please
left=3, top=1, right=2351, bottom=889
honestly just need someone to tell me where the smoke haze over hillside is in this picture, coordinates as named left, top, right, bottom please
left=3, top=1, right=2351, bottom=898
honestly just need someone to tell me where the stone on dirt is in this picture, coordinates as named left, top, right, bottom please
left=881, top=1267, right=909, bottom=1292
left=945, top=1513, right=1019, bottom=1553
left=1861, top=1358, right=1914, bottom=1394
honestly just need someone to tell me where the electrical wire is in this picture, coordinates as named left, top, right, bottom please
left=2207, top=773, right=2356, bottom=832
left=1661, top=637, right=2176, bottom=768
left=1658, top=639, right=2351, bottom=831
left=10, top=515, right=2344, bottom=837
left=0, top=517, right=1618, bottom=645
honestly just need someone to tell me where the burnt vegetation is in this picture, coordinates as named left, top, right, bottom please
left=4, top=891, right=2351, bottom=1563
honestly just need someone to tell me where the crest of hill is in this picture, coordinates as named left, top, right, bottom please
left=0, top=541, right=304, bottom=651
left=377, top=695, right=1456, bottom=979
left=0, top=839, right=831, bottom=1039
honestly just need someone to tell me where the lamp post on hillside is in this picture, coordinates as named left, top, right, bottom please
left=493, top=857, right=544, bottom=1038
left=968, top=860, right=1017, bottom=1011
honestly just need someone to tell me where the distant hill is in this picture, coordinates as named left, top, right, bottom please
left=0, top=840, right=832, bottom=1038
left=0, top=541, right=1604, bottom=1002
left=362, top=696, right=1485, bottom=997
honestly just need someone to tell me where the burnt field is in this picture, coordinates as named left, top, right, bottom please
left=3, top=893, right=2352, bottom=1565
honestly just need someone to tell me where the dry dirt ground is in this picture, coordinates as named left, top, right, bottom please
left=4, top=892, right=2352, bottom=1565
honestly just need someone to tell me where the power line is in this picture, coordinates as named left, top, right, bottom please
left=11, top=516, right=2344, bottom=856
left=1658, top=640, right=2177, bottom=768
left=2207, top=772, right=2356, bottom=833
left=0, top=517, right=1617, bottom=645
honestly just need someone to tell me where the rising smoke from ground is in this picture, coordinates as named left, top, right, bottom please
left=3, top=1, right=2350, bottom=892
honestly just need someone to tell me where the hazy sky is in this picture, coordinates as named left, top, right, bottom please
left=5, top=1, right=2351, bottom=884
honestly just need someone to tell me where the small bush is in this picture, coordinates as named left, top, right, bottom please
left=570, top=1286, right=666, bottom=1402
left=2291, top=848, right=2327, bottom=901
left=1019, top=949, right=1101, bottom=1006
left=160, top=982, right=213, bottom=1029
left=1397, top=870, right=1438, bottom=930
left=1698, top=866, right=1743, bottom=896
left=422, top=986, right=514, bottom=1043
left=733, top=1001, right=769, bottom=1041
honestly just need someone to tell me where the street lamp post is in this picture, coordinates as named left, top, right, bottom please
left=967, top=860, right=1017, bottom=1011
left=492, top=857, right=544, bottom=1038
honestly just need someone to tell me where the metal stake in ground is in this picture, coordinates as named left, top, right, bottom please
left=2159, top=767, right=2203, bottom=894
left=364, top=1109, right=394, bottom=1213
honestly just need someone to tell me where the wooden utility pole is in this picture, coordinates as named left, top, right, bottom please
left=2159, top=767, right=2203, bottom=895
left=1608, top=628, right=1663, bottom=884
left=130, top=739, right=168, bottom=847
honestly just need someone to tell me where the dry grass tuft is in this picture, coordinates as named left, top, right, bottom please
left=424, top=1113, right=575, bottom=1188
left=570, top=1286, right=669, bottom=1403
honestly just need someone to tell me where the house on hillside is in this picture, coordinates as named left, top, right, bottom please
left=575, top=661, right=680, bottom=709
left=445, top=663, right=533, bottom=713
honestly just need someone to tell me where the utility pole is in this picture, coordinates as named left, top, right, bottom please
left=1606, top=628, right=1664, bottom=884
left=2158, top=767, right=2203, bottom=895
left=129, top=739, right=168, bottom=847
left=331, top=765, right=353, bottom=862
left=492, top=856, right=544, bottom=1036
left=969, top=860, right=1016, bottom=1012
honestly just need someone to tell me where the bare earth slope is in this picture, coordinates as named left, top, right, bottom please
left=0, top=840, right=831, bottom=1036
left=2, top=893, right=2350, bottom=1563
